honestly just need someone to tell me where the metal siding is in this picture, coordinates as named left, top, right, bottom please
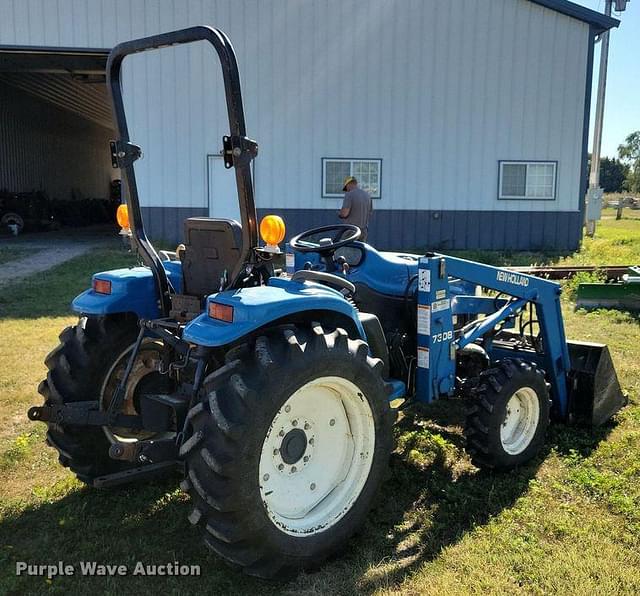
left=463, top=212, right=478, bottom=250
left=529, top=0, right=619, bottom=32
left=516, top=214, right=531, bottom=251
left=0, top=80, right=114, bottom=198
left=0, top=0, right=591, bottom=248
left=0, top=72, right=112, bottom=128
left=255, top=208, right=581, bottom=251
left=141, top=206, right=207, bottom=244
left=578, top=25, right=596, bottom=226
left=490, top=212, right=505, bottom=251
left=530, top=213, right=545, bottom=250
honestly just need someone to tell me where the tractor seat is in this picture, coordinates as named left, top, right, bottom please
left=181, top=217, right=242, bottom=297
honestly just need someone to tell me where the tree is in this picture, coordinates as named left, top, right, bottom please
left=618, top=131, right=640, bottom=193
left=586, top=154, right=628, bottom=193
left=601, top=157, right=628, bottom=193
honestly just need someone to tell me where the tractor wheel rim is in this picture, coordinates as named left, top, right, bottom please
left=100, top=340, right=173, bottom=444
left=259, top=376, right=375, bottom=536
left=500, top=387, right=540, bottom=455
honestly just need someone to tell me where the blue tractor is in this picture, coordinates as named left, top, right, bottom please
left=29, top=27, right=625, bottom=579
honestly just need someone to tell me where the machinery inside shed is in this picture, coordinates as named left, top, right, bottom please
left=0, top=46, right=118, bottom=233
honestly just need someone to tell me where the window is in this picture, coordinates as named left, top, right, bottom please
left=322, top=158, right=382, bottom=198
left=499, top=161, right=557, bottom=200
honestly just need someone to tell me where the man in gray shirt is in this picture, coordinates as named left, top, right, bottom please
left=338, top=176, right=372, bottom=241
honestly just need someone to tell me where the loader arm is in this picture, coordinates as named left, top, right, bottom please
left=416, top=254, right=572, bottom=417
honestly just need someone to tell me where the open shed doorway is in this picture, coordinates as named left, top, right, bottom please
left=0, top=46, right=118, bottom=235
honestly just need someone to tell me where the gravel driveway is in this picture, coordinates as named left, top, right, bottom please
left=0, top=226, right=120, bottom=288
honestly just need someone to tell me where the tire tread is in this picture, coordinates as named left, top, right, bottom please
left=181, top=325, right=393, bottom=579
left=464, top=358, right=550, bottom=470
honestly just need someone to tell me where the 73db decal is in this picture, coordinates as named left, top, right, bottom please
left=432, top=330, right=453, bottom=343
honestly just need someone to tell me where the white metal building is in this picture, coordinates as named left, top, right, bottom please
left=0, top=0, right=617, bottom=250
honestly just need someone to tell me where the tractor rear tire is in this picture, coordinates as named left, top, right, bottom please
left=464, top=358, right=550, bottom=470
left=180, top=324, right=394, bottom=579
left=38, top=315, right=145, bottom=485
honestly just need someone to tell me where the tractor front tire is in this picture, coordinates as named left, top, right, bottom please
left=180, top=324, right=394, bottom=579
left=464, top=358, right=550, bottom=470
left=38, top=315, right=141, bottom=484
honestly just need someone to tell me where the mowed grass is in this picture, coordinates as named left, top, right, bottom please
left=1, top=221, right=639, bottom=595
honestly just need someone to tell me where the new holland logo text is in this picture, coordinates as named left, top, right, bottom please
left=496, top=271, right=529, bottom=287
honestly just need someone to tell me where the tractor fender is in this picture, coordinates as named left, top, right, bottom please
left=71, top=262, right=183, bottom=320
left=182, top=277, right=365, bottom=347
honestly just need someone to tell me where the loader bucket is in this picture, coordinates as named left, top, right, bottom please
left=567, top=340, right=627, bottom=426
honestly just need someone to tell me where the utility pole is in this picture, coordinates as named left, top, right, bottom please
left=585, top=0, right=629, bottom=237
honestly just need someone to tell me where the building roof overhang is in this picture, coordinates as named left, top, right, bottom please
left=530, top=0, right=620, bottom=34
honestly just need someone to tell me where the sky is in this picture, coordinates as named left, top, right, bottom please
left=577, top=0, right=640, bottom=158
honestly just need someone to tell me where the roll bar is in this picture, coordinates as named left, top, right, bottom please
left=106, top=26, right=259, bottom=315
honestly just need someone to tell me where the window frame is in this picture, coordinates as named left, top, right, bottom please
left=321, top=157, right=382, bottom=199
left=498, top=160, right=558, bottom=201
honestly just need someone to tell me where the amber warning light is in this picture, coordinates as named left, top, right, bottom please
left=116, top=204, right=129, bottom=229
left=116, top=204, right=131, bottom=237
left=208, top=302, right=234, bottom=323
left=259, top=215, right=286, bottom=253
left=93, top=278, right=112, bottom=295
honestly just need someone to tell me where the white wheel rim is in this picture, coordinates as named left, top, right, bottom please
left=500, top=387, right=540, bottom=455
left=259, top=376, right=375, bottom=536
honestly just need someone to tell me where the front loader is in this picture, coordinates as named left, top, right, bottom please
left=28, top=26, right=626, bottom=579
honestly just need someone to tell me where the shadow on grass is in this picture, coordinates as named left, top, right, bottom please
left=0, top=402, right=616, bottom=595
left=0, top=476, right=275, bottom=596
left=331, top=400, right=539, bottom=592
left=339, top=398, right=617, bottom=594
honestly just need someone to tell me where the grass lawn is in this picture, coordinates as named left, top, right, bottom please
left=1, top=216, right=639, bottom=595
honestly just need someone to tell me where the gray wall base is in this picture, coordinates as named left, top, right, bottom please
left=143, top=207, right=581, bottom=252
left=260, top=209, right=582, bottom=252
left=142, top=207, right=207, bottom=246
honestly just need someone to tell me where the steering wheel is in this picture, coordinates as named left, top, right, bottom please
left=289, top=224, right=361, bottom=254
